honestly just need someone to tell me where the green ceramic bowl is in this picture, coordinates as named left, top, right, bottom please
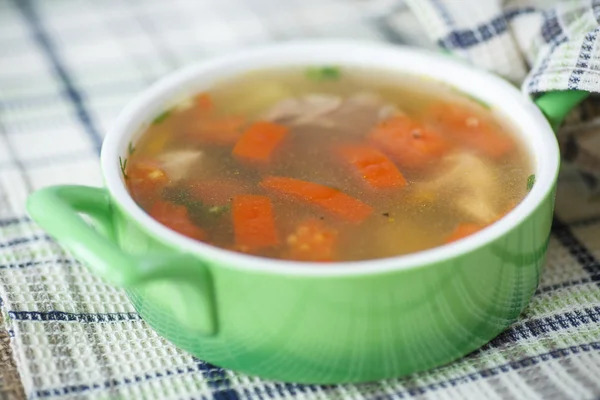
left=27, top=41, right=575, bottom=384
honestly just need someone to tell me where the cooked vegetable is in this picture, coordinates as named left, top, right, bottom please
left=119, top=157, right=128, bottom=179
left=260, top=176, right=373, bottom=223
left=187, top=202, right=230, bottom=227
left=222, top=80, right=291, bottom=116
left=232, top=195, right=279, bottom=251
left=162, top=185, right=232, bottom=227
left=189, top=116, right=246, bottom=146
left=527, top=174, right=536, bottom=191
left=336, top=144, right=406, bottom=189
left=368, top=115, right=451, bottom=169
left=126, top=160, right=170, bottom=200
left=150, top=201, right=207, bottom=241
left=306, top=66, right=341, bottom=81
left=152, top=109, right=172, bottom=125
left=283, top=219, right=338, bottom=261
left=233, top=121, right=288, bottom=164
left=197, top=93, right=213, bottom=111
left=428, top=102, right=513, bottom=158
left=445, top=223, right=482, bottom=243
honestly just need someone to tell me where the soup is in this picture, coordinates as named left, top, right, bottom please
left=123, top=66, right=533, bottom=262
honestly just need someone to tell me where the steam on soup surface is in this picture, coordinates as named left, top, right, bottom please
left=125, top=66, right=533, bottom=262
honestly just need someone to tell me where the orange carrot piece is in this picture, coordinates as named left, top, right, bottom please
left=189, top=178, right=251, bottom=206
left=190, top=116, right=246, bottom=146
left=260, top=176, right=373, bottom=223
left=232, top=121, right=288, bottom=165
left=197, top=93, right=213, bottom=111
left=428, top=103, right=513, bottom=159
left=127, top=160, right=170, bottom=201
left=150, top=201, right=207, bottom=241
left=232, top=195, right=279, bottom=251
left=447, top=201, right=518, bottom=244
left=445, top=223, right=481, bottom=244
left=337, top=144, right=407, bottom=189
left=283, top=219, right=338, bottom=262
left=368, top=115, right=451, bottom=169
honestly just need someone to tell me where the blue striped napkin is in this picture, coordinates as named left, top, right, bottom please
left=0, top=0, right=599, bottom=399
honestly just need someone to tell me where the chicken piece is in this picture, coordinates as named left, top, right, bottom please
left=364, top=217, right=438, bottom=259
left=415, top=153, right=501, bottom=224
left=345, top=92, right=403, bottom=119
left=263, top=94, right=342, bottom=125
left=263, top=92, right=404, bottom=136
left=223, top=81, right=291, bottom=117
left=325, top=92, right=404, bottom=136
left=158, top=149, right=203, bottom=181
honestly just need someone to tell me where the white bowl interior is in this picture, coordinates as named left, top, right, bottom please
left=101, top=40, right=559, bottom=276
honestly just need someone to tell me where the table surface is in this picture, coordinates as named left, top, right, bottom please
left=2, top=1, right=600, bottom=399
left=0, top=313, right=25, bottom=400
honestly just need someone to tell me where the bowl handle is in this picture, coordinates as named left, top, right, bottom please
left=26, top=185, right=217, bottom=335
left=534, top=90, right=589, bottom=131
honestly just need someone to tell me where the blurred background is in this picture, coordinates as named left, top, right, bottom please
left=0, top=0, right=431, bottom=184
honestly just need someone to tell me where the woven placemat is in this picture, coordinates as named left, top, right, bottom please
left=1, top=0, right=600, bottom=399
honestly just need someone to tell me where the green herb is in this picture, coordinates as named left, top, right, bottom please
left=187, top=201, right=230, bottom=226
left=128, top=142, right=135, bottom=155
left=208, top=205, right=230, bottom=215
left=527, top=174, right=536, bottom=191
left=306, top=66, right=341, bottom=81
left=119, top=157, right=128, bottom=180
left=162, top=186, right=192, bottom=205
left=162, top=185, right=231, bottom=226
left=152, top=109, right=172, bottom=125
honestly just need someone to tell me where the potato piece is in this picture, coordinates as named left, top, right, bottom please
left=371, top=217, right=439, bottom=257
left=223, top=81, right=291, bottom=117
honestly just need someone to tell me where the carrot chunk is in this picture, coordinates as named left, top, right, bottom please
left=283, top=219, right=338, bottom=262
left=197, top=93, right=213, bottom=111
left=232, top=121, right=288, bottom=165
left=445, top=223, right=482, bottom=244
left=189, top=116, right=246, bottom=146
left=336, top=144, right=407, bottom=189
left=429, top=103, right=514, bottom=159
left=189, top=179, right=251, bottom=206
left=260, top=176, right=373, bottom=223
left=127, top=160, right=170, bottom=201
left=150, top=201, right=207, bottom=241
left=368, top=115, right=451, bottom=169
left=232, top=195, right=279, bottom=251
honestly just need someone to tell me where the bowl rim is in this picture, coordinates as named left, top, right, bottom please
left=101, top=39, right=559, bottom=277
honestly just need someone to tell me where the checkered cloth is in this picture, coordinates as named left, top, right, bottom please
left=1, top=0, right=600, bottom=399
